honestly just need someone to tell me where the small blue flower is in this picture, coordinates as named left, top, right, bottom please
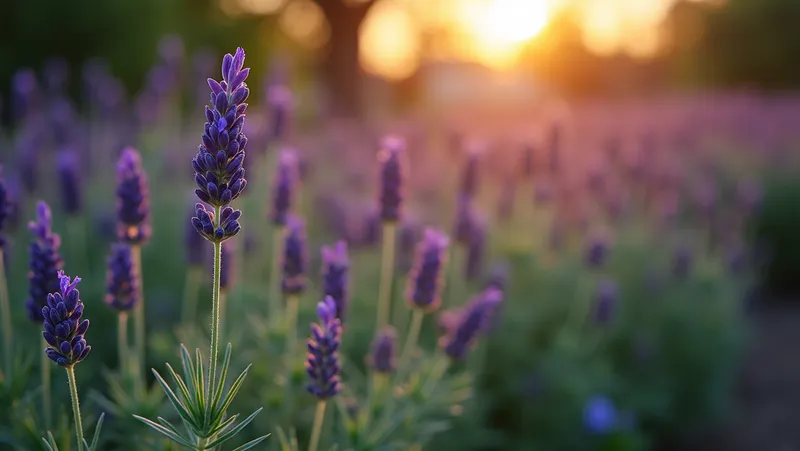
left=583, top=395, right=617, bottom=434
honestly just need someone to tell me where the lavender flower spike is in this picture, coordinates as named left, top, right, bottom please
left=57, top=149, right=82, bottom=216
left=191, top=47, right=250, bottom=242
left=116, top=147, right=151, bottom=244
left=592, top=279, right=618, bottom=325
left=322, top=241, right=349, bottom=320
left=105, top=243, right=139, bottom=311
left=368, top=326, right=397, bottom=374
left=282, top=216, right=307, bottom=295
left=0, top=169, right=9, bottom=247
left=26, top=202, right=64, bottom=322
left=377, top=136, right=405, bottom=222
left=406, top=228, right=450, bottom=312
left=271, top=148, right=299, bottom=226
left=441, top=288, right=503, bottom=360
left=42, top=271, right=91, bottom=367
left=306, top=296, right=342, bottom=399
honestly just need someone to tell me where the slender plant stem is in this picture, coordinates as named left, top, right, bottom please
left=0, top=249, right=13, bottom=373
left=66, top=366, right=85, bottom=450
left=219, top=290, right=227, bottom=346
left=269, top=227, right=284, bottom=317
left=399, top=309, right=424, bottom=372
left=285, top=294, right=299, bottom=358
left=376, top=222, right=397, bottom=329
left=308, top=400, right=327, bottom=451
left=118, top=313, right=128, bottom=375
left=131, top=244, right=145, bottom=396
left=42, top=338, right=52, bottom=430
left=209, top=205, right=223, bottom=392
left=446, top=244, right=462, bottom=308
left=181, top=266, right=201, bottom=326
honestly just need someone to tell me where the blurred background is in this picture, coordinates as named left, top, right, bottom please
left=2, top=0, right=800, bottom=450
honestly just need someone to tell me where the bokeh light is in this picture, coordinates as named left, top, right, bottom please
left=279, top=0, right=330, bottom=50
left=360, top=0, right=421, bottom=81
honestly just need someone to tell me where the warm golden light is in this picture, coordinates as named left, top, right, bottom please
left=360, top=0, right=421, bottom=81
left=483, top=0, right=550, bottom=45
left=279, top=0, right=329, bottom=49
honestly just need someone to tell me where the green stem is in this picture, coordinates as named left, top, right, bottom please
left=42, top=338, right=52, bottom=430
left=209, top=206, right=223, bottom=394
left=269, top=227, right=285, bottom=317
left=399, top=309, right=424, bottom=372
left=285, top=294, right=299, bottom=358
left=0, top=249, right=12, bottom=374
left=181, top=266, right=201, bottom=326
left=376, top=222, right=397, bottom=329
left=118, top=313, right=128, bottom=376
left=446, top=244, right=462, bottom=308
left=131, top=245, right=145, bottom=397
left=308, top=400, right=327, bottom=451
left=66, top=366, right=85, bottom=451
left=219, top=290, right=227, bottom=347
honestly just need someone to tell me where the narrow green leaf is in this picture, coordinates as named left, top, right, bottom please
left=165, top=363, right=198, bottom=417
left=275, top=427, right=291, bottom=451
left=151, top=369, right=200, bottom=430
left=204, top=408, right=263, bottom=448
left=208, top=412, right=239, bottom=437
left=83, top=438, right=91, bottom=451
left=210, top=343, right=233, bottom=416
left=230, top=434, right=270, bottom=451
left=194, top=348, right=206, bottom=420
left=215, top=365, right=252, bottom=416
left=180, top=344, right=198, bottom=400
left=133, top=415, right=195, bottom=449
left=88, top=412, right=105, bottom=451
left=156, top=416, right=188, bottom=439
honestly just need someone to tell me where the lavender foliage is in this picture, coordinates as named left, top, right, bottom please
left=42, top=271, right=91, bottom=367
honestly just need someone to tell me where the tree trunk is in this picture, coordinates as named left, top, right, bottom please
left=315, top=0, right=374, bottom=119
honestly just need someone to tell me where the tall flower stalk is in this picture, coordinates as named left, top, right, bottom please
left=104, top=243, right=140, bottom=375
left=41, top=271, right=104, bottom=451
left=269, top=148, right=298, bottom=317
left=135, top=47, right=266, bottom=450
left=115, top=147, right=151, bottom=393
left=0, top=170, right=12, bottom=374
left=26, top=201, right=64, bottom=429
left=306, top=297, right=342, bottom=451
left=282, top=215, right=307, bottom=358
left=376, top=136, right=405, bottom=329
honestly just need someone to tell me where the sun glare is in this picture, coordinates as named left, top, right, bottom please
left=485, top=0, right=550, bottom=45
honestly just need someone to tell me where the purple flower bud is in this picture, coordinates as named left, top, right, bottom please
left=440, top=288, right=503, bottom=360
left=322, top=241, right=349, bottom=321
left=367, top=327, right=397, bottom=374
left=592, top=279, right=618, bottom=325
left=43, top=271, right=91, bottom=367
left=282, top=216, right=307, bottom=295
left=26, top=202, right=64, bottom=322
left=105, top=243, right=139, bottom=311
left=585, top=234, right=609, bottom=269
left=116, top=147, right=151, bottom=244
left=267, top=84, right=293, bottom=142
left=306, top=296, right=342, bottom=400
left=271, top=148, right=299, bottom=226
left=57, top=149, right=82, bottom=216
left=406, top=228, right=449, bottom=311
left=377, top=136, right=405, bottom=222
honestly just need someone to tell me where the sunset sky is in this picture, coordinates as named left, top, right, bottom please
left=227, top=0, right=703, bottom=80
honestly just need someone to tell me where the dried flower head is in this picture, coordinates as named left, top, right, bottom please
left=406, top=228, right=450, bottom=311
left=26, top=202, right=64, bottom=322
left=377, top=136, right=405, bottom=222
left=105, top=243, right=139, bottom=311
left=116, top=147, right=151, bottom=244
left=306, top=296, right=342, bottom=399
left=42, top=271, right=91, bottom=367
left=322, top=241, right=349, bottom=320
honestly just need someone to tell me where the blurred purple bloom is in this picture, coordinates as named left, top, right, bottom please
left=367, top=326, right=397, bottom=374
left=441, top=288, right=503, bottom=360
left=465, top=217, right=486, bottom=282
left=322, top=241, right=349, bottom=320
left=271, top=148, right=299, bottom=226
left=57, top=149, right=82, bottom=216
left=26, top=202, right=64, bottom=323
left=116, top=147, right=151, bottom=244
left=377, top=136, right=405, bottom=222
left=460, top=143, right=482, bottom=198
left=282, top=216, right=307, bottom=295
left=592, top=279, right=618, bottom=325
left=267, top=84, right=293, bottom=143
left=583, top=395, right=617, bottom=434
left=407, top=228, right=450, bottom=311
left=453, top=194, right=475, bottom=245
left=105, top=243, right=139, bottom=312
left=585, top=234, right=609, bottom=269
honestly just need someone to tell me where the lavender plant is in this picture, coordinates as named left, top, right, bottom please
left=41, top=271, right=105, bottom=451
left=305, top=297, right=341, bottom=451
left=134, top=47, right=267, bottom=451
left=376, top=136, right=405, bottom=330
left=282, top=216, right=307, bottom=357
left=26, top=201, right=64, bottom=429
left=104, top=243, right=139, bottom=374
left=269, top=148, right=299, bottom=317
left=115, top=146, right=150, bottom=393
left=321, top=240, right=349, bottom=321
